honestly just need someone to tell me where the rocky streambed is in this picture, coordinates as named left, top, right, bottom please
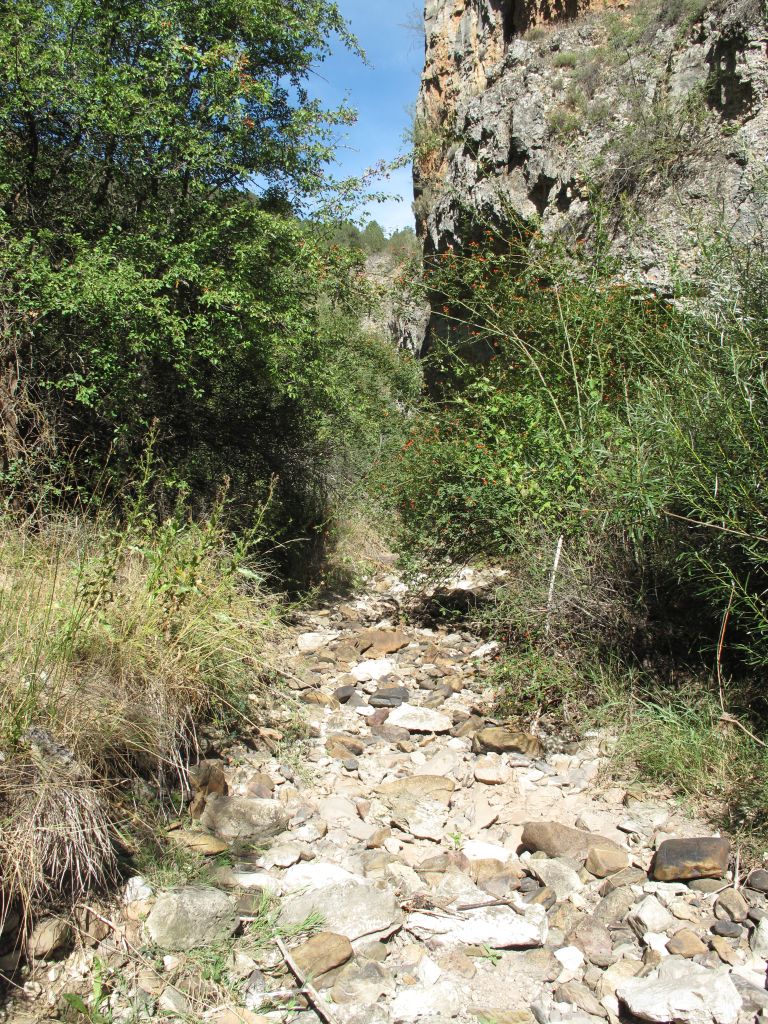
left=7, top=571, right=768, bottom=1024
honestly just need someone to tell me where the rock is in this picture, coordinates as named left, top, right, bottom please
left=474, top=757, right=510, bottom=785
left=200, top=795, right=288, bottom=842
left=333, top=685, right=357, bottom=703
left=585, top=844, right=629, bottom=878
left=597, top=960, right=644, bottom=998
left=355, top=629, right=409, bottom=655
left=292, top=931, right=353, bottom=979
left=628, top=895, right=676, bottom=937
left=390, top=980, right=462, bottom=1020
left=386, top=704, right=452, bottom=733
left=390, top=795, right=448, bottom=842
left=330, top=960, right=395, bottom=1005
left=378, top=774, right=455, bottom=804
left=158, top=986, right=191, bottom=1015
left=522, top=821, right=624, bottom=864
left=666, top=929, right=707, bottom=958
left=124, top=875, right=153, bottom=903
left=407, top=900, right=547, bottom=949
left=746, top=869, right=768, bottom=893
left=652, top=838, right=730, bottom=881
left=282, top=862, right=356, bottom=890
left=715, top=888, right=749, bottom=923
left=188, top=758, right=228, bottom=815
left=712, top=920, right=743, bottom=938
left=570, top=918, right=614, bottom=968
left=279, top=880, right=403, bottom=945
left=554, top=945, right=584, bottom=972
left=554, top=981, right=608, bottom=1018
left=369, top=686, right=410, bottom=708
left=750, top=916, right=768, bottom=957
left=297, top=631, right=338, bottom=653
left=593, top=885, right=636, bottom=925
left=473, top=728, right=542, bottom=756
left=27, top=918, right=71, bottom=959
left=351, top=658, right=396, bottom=682
left=167, top=830, right=228, bottom=856
left=616, top=957, right=742, bottom=1024
left=144, top=886, right=238, bottom=951
left=710, top=935, right=739, bottom=965
left=530, top=858, right=584, bottom=901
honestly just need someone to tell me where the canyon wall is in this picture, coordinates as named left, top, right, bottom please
left=414, top=0, right=768, bottom=286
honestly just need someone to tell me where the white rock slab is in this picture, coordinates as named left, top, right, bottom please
left=406, top=901, right=547, bottom=949
left=387, top=704, right=452, bottom=733
left=296, top=631, right=338, bottom=653
left=461, top=839, right=513, bottom=864
left=280, top=880, right=403, bottom=945
left=282, top=862, right=356, bottom=892
left=351, top=658, right=395, bottom=682
left=616, top=958, right=742, bottom=1024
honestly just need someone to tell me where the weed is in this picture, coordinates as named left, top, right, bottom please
left=553, top=51, right=579, bottom=69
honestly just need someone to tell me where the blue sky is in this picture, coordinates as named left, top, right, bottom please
left=311, top=1, right=423, bottom=233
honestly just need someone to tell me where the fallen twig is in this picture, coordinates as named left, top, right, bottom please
left=275, top=936, right=341, bottom=1024
left=720, top=712, right=768, bottom=749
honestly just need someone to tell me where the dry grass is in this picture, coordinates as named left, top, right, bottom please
left=0, top=509, right=285, bottom=928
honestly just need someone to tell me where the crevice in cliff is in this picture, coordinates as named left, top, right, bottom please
left=706, top=29, right=756, bottom=120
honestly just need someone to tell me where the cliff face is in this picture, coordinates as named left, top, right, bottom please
left=414, top=0, right=768, bottom=285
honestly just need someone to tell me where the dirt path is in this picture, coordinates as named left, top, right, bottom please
left=10, top=570, right=766, bottom=1024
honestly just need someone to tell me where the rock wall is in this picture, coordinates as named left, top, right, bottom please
left=414, top=0, right=768, bottom=286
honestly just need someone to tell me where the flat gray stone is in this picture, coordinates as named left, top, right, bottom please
left=617, top=957, right=741, bottom=1024
left=145, top=886, right=238, bottom=951
left=200, top=794, right=288, bottom=842
left=279, top=879, right=403, bottom=946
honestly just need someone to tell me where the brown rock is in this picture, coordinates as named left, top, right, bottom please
left=452, top=715, right=486, bottom=738
left=301, top=690, right=339, bottom=708
left=710, top=934, right=739, bottom=965
left=522, top=821, right=623, bottom=863
left=75, top=907, right=111, bottom=946
left=167, top=830, right=228, bottom=856
left=378, top=775, right=455, bottom=805
left=665, top=929, right=707, bottom=957
left=652, top=837, right=730, bottom=881
left=246, top=773, right=275, bottom=798
left=292, top=931, right=353, bottom=980
left=593, top=886, right=636, bottom=926
left=570, top=917, right=614, bottom=968
left=188, top=758, right=228, bottom=818
left=355, top=629, right=409, bottom=655
left=367, top=827, right=391, bottom=849
left=470, top=860, right=523, bottom=898
left=554, top=982, right=607, bottom=1018
left=27, top=917, right=71, bottom=959
left=585, top=844, right=629, bottom=878
left=472, top=728, right=542, bottom=756
left=715, top=888, right=749, bottom=923
left=598, top=867, right=647, bottom=895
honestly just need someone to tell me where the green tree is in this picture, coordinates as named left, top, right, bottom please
left=0, top=0, right=417, bottom=561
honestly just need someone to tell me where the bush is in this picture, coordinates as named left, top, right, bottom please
left=382, top=206, right=768, bottom=797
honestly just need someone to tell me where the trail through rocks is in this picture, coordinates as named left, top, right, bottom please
left=14, top=572, right=768, bottom=1024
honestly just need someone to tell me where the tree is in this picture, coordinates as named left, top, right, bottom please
left=0, top=1, right=418, bottom=560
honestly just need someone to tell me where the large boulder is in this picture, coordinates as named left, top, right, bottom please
left=144, top=886, right=238, bottom=951
left=521, top=821, right=624, bottom=864
left=200, top=795, right=288, bottom=843
left=652, top=837, right=730, bottom=881
left=616, top=957, right=741, bottom=1024
left=279, top=879, right=403, bottom=946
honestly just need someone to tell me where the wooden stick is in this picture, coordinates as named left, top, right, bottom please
left=545, top=535, right=564, bottom=635
left=275, top=936, right=342, bottom=1024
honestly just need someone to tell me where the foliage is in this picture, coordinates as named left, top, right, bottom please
left=0, top=0, right=417, bottom=570
left=0, top=472, right=288, bottom=923
left=381, top=206, right=768, bottom=749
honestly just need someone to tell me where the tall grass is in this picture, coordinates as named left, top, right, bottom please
left=0, top=487, right=285, bottom=925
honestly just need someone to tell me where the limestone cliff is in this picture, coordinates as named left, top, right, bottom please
left=414, top=0, right=768, bottom=285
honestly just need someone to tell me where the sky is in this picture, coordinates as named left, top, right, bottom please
left=310, top=1, right=424, bottom=233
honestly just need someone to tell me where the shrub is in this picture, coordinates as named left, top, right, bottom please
left=382, top=206, right=768, bottom=799
left=0, top=476, right=286, bottom=923
left=553, top=51, right=579, bottom=69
